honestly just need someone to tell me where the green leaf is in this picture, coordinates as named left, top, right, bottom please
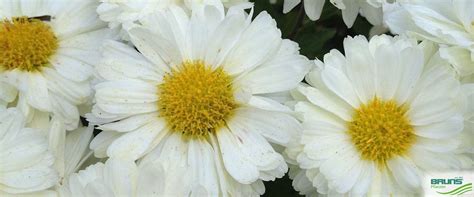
left=294, top=24, right=337, bottom=59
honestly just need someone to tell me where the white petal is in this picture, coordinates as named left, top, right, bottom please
left=408, top=64, right=461, bottom=125
left=25, top=73, right=51, bottom=111
left=90, top=131, right=122, bottom=158
left=60, top=28, right=112, bottom=53
left=42, top=68, right=91, bottom=104
left=50, top=54, right=93, bottom=82
left=47, top=117, right=66, bottom=177
left=95, top=80, right=158, bottom=104
left=283, top=0, right=301, bottom=13
left=393, top=47, right=424, bottom=104
left=204, top=13, right=247, bottom=68
left=350, top=162, right=375, bottom=196
left=297, top=85, right=353, bottom=121
left=187, top=139, right=220, bottom=195
left=374, top=43, right=402, bottom=101
left=439, top=46, right=474, bottom=77
left=330, top=159, right=363, bottom=193
left=64, top=126, right=94, bottom=176
left=340, top=0, right=359, bottom=27
left=128, top=27, right=174, bottom=68
left=51, top=0, right=105, bottom=39
left=216, top=128, right=259, bottom=184
left=98, top=41, right=164, bottom=83
left=225, top=119, right=287, bottom=179
left=414, top=115, right=464, bottom=139
left=387, top=156, right=421, bottom=190
left=303, top=136, right=351, bottom=163
left=413, top=137, right=460, bottom=153
left=343, top=36, right=376, bottom=103
left=303, top=0, right=325, bottom=20
left=295, top=101, right=346, bottom=130
left=409, top=147, right=461, bottom=171
left=98, top=113, right=157, bottom=133
left=247, top=96, right=292, bottom=113
left=359, top=2, right=382, bottom=25
left=0, top=108, right=24, bottom=139
left=103, top=158, right=137, bottom=196
left=223, top=12, right=281, bottom=75
left=107, top=119, right=166, bottom=160
left=319, top=146, right=360, bottom=180
left=0, top=129, right=47, bottom=172
left=322, top=65, right=361, bottom=108
left=238, top=40, right=310, bottom=94
left=94, top=80, right=158, bottom=115
left=231, top=107, right=300, bottom=145
left=136, top=162, right=166, bottom=196
left=0, top=154, right=57, bottom=193
left=49, top=95, right=80, bottom=130
left=0, top=81, right=17, bottom=102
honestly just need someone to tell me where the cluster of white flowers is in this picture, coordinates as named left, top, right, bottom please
left=0, top=0, right=472, bottom=196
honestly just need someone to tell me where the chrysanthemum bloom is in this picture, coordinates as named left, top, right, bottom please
left=58, top=158, right=187, bottom=196
left=0, top=0, right=114, bottom=130
left=286, top=35, right=471, bottom=196
left=97, top=0, right=249, bottom=39
left=89, top=4, right=311, bottom=195
left=276, top=0, right=384, bottom=28
left=384, top=0, right=474, bottom=82
left=0, top=108, right=58, bottom=194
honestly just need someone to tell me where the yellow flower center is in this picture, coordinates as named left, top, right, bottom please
left=348, top=98, right=415, bottom=166
left=158, top=61, right=238, bottom=138
left=0, top=16, right=58, bottom=72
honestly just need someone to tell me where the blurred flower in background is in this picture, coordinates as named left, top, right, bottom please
left=384, top=0, right=474, bottom=82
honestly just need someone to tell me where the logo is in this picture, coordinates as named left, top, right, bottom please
left=431, top=177, right=472, bottom=196
left=423, top=171, right=473, bottom=196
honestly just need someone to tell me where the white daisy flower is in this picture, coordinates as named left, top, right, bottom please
left=383, top=0, right=474, bottom=80
left=286, top=35, right=470, bottom=196
left=0, top=0, right=114, bottom=130
left=277, top=0, right=384, bottom=27
left=0, top=108, right=58, bottom=194
left=58, top=158, right=187, bottom=196
left=97, top=0, right=250, bottom=40
left=89, top=4, right=311, bottom=195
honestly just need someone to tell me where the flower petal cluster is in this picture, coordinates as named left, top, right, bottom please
left=0, top=108, right=58, bottom=194
left=0, top=0, right=114, bottom=130
left=384, top=0, right=474, bottom=81
left=0, top=0, right=472, bottom=196
left=97, top=0, right=250, bottom=39
left=89, top=4, right=311, bottom=195
left=286, top=35, right=472, bottom=196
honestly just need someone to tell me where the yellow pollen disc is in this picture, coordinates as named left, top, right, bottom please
left=158, top=61, right=238, bottom=138
left=347, top=98, right=415, bottom=166
left=0, top=16, right=58, bottom=72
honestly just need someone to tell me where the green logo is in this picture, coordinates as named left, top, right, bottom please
left=431, top=177, right=472, bottom=196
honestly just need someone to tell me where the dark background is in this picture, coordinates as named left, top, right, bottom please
left=249, top=0, right=373, bottom=196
